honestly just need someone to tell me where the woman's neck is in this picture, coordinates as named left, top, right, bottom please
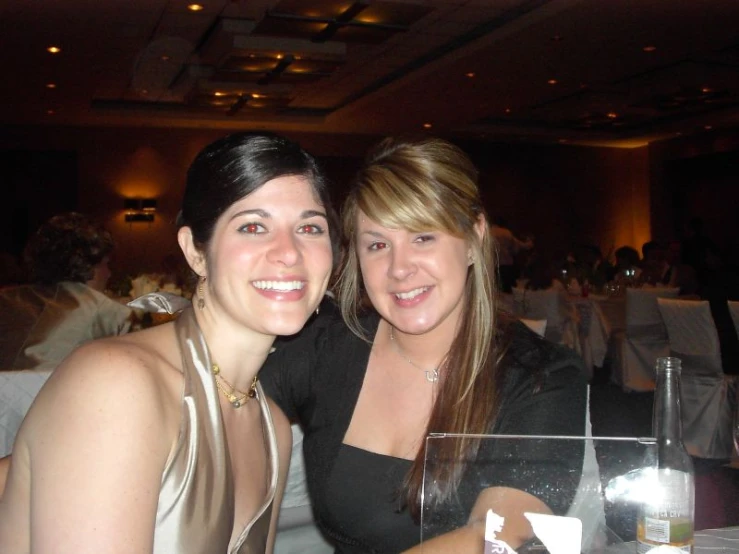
left=196, top=310, right=275, bottom=390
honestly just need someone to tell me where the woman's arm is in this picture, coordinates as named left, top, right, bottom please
left=403, top=486, right=551, bottom=553
left=24, top=342, right=176, bottom=553
left=406, top=336, right=588, bottom=554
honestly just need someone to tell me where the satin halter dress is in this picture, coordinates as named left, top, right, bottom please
left=152, top=307, right=278, bottom=554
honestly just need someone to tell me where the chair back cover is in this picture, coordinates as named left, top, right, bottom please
left=512, top=289, right=576, bottom=347
left=625, top=288, right=679, bottom=330
left=611, top=288, right=679, bottom=391
left=0, top=369, right=53, bottom=456
left=657, top=298, right=736, bottom=459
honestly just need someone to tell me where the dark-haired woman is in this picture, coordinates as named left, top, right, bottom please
left=261, top=136, right=587, bottom=553
left=0, top=212, right=132, bottom=370
left=0, top=132, right=337, bottom=553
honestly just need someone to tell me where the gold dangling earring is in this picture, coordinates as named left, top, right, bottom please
left=197, top=276, right=206, bottom=310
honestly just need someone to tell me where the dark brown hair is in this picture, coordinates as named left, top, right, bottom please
left=24, top=212, right=114, bottom=285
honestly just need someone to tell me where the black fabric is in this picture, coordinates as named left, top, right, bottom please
left=261, top=311, right=588, bottom=553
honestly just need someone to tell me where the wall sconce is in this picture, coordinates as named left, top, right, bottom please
left=124, top=198, right=157, bottom=223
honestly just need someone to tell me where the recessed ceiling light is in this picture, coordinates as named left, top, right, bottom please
left=704, top=125, right=713, bottom=130
left=547, top=79, right=558, bottom=85
left=214, top=91, right=225, bottom=97
left=46, top=83, right=57, bottom=89
left=643, top=45, right=657, bottom=52
left=607, top=112, right=618, bottom=119
left=465, top=72, right=475, bottom=78
left=47, top=46, right=61, bottom=54
left=701, top=87, right=712, bottom=94
left=187, top=4, right=204, bottom=11
left=422, top=123, right=432, bottom=129
left=504, top=108, right=512, bottom=114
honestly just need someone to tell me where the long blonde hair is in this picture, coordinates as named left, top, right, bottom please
left=336, top=136, right=503, bottom=518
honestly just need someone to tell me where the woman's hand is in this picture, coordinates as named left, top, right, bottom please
left=402, top=486, right=551, bottom=554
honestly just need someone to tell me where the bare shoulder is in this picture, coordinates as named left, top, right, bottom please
left=47, top=326, right=177, bottom=400
left=19, top=323, right=183, bottom=459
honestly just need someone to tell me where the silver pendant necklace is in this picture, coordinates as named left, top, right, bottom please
left=389, top=326, right=439, bottom=383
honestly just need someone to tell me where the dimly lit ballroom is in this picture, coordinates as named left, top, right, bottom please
left=1, top=1, right=738, bottom=553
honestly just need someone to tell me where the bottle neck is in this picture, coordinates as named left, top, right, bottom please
left=653, top=366, right=684, bottom=446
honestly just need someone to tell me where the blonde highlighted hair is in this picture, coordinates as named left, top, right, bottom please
left=336, top=136, right=503, bottom=518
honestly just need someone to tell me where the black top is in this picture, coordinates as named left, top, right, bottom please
left=261, top=310, right=588, bottom=553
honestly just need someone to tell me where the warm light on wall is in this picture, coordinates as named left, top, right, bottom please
left=124, top=198, right=157, bottom=223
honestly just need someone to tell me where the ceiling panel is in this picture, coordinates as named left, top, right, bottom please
left=0, top=0, right=738, bottom=147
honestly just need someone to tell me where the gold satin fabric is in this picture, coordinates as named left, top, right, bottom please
left=154, top=308, right=277, bottom=554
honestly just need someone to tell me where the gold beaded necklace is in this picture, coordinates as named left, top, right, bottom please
left=211, top=363, right=258, bottom=408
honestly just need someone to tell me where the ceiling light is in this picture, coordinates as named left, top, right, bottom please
left=422, top=123, right=432, bottom=129
left=214, top=91, right=225, bottom=97
left=465, top=72, right=475, bottom=78
left=643, top=45, right=657, bottom=52
left=161, top=55, right=171, bottom=62
left=701, top=87, right=712, bottom=93
left=47, top=46, right=61, bottom=54
left=504, top=108, right=511, bottom=114
left=187, top=4, right=204, bottom=11
left=547, top=79, right=558, bottom=85
left=704, top=125, right=713, bottom=130
left=607, top=112, right=618, bottom=119
left=46, top=83, right=57, bottom=89
left=46, top=109, right=55, bottom=115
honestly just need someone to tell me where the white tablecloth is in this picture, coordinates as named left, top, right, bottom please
left=0, top=369, right=52, bottom=456
left=694, top=526, right=739, bottom=553
left=569, top=295, right=625, bottom=371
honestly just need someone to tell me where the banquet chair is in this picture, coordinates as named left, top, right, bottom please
left=512, top=288, right=577, bottom=348
left=608, top=287, right=679, bottom=392
left=274, top=424, right=333, bottom=554
left=0, top=369, right=52, bottom=457
left=657, top=298, right=737, bottom=459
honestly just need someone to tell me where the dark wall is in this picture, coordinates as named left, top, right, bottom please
left=0, top=150, right=78, bottom=257
left=650, top=129, right=739, bottom=261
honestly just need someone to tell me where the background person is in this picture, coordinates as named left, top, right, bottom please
left=0, top=212, right=132, bottom=371
left=490, top=216, right=533, bottom=293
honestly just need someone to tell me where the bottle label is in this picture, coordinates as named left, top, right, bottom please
left=636, top=469, right=694, bottom=554
left=637, top=543, right=692, bottom=554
